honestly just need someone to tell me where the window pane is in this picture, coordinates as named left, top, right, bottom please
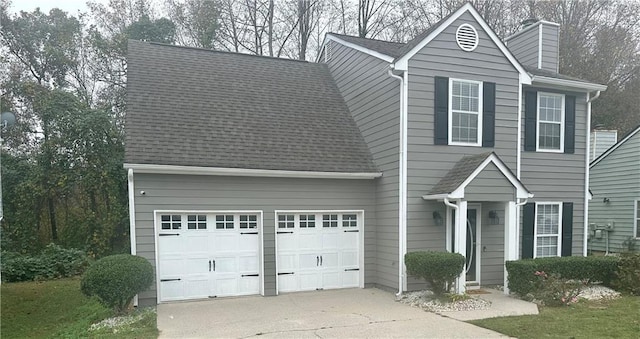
left=539, top=122, right=561, bottom=150
left=536, top=236, right=558, bottom=257
left=537, top=204, right=560, bottom=235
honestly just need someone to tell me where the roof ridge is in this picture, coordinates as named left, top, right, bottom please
left=134, top=40, right=311, bottom=64
left=328, top=32, right=406, bottom=45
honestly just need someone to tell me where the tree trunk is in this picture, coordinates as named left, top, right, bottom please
left=48, top=197, right=58, bottom=241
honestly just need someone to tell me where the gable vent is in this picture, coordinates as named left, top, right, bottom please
left=456, top=24, right=479, bottom=52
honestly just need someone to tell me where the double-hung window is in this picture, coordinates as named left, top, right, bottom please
left=537, top=93, right=564, bottom=152
left=534, top=203, right=562, bottom=257
left=449, top=79, right=483, bottom=146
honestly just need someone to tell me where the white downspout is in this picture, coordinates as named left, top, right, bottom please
left=443, top=198, right=459, bottom=292
left=128, top=168, right=137, bottom=255
left=388, top=67, right=407, bottom=297
left=584, top=90, right=601, bottom=256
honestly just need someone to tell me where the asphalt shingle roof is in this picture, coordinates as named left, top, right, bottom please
left=328, top=33, right=406, bottom=58
left=125, top=40, right=378, bottom=173
left=428, top=152, right=494, bottom=195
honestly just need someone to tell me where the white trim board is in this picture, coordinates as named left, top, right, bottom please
left=531, top=76, right=607, bottom=92
left=124, top=163, right=382, bottom=179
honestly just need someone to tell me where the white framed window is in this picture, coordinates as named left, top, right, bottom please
left=187, top=214, right=207, bottom=230
left=635, top=200, right=640, bottom=238
left=534, top=202, right=562, bottom=258
left=449, top=78, right=483, bottom=146
left=537, top=92, right=565, bottom=152
left=161, top=214, right=182, bottom=230
left=322, top=214, right=338, bottom=228
left=215, top=214, right=235, bottom=229
left=278, top=214, right=295, bottom=228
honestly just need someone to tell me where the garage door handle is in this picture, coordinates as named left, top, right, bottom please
left=320, top=255, right=323, bottom=266
left=345, top=268, right=360, bottom=271
left=241, top=274, right=259, bottom=277
left=317, top=256, right=319, bottom=266
left=212, top=260, right=216, bottom=271
left=209, top=260, right=211, bottom=272
left=159, top=233, right=180, bottom=236
left=241, top=232, right=259, bottom=235
left=160, top=278, right=181, bottom=282
left=344, top=230, right=359, bottom=233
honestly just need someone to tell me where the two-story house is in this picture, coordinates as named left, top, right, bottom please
left=124, top=3, right=606, bottom=306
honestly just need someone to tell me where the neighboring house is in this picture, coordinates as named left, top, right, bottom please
left=124, top=2, right=606, bottom=306
left=589, top=126, right=640, bottom=253
left=590, top=129, right=618, bottom=162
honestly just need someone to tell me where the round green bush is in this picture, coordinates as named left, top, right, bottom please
left=405, top=251, right=465, bottom=295
left=81, top=254, right=154, bottom=313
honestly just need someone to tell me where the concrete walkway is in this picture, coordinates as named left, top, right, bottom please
left=158, top=288, right=509, bottom=338
left=441, top=289, right=539, bottom=321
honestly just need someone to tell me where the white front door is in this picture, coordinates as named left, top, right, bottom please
left=157, top=212, right=261, bottom=302
left=276, top=212, right=362, bottom=293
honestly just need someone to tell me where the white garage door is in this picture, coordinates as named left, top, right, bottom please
left=276, top=211, right=361, bottom=293
left=157, top=211, right=261, bottom=302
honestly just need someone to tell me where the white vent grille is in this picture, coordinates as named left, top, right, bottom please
left=456, top=24, right=479, bottom=52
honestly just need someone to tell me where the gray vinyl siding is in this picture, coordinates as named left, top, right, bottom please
left=465, top=163, right=516, bottom=202
left=325, top=42, right=401, bottom=290
left=480, top=202, right=505, bottom=285
left=589, top=131, right=640, bottom=253
left=505, top=26, right=539, bottom=69
left=540, top=24, right=559, bottom=72
left=590, top=130, right=618, bottom=161
left=405, top=12, right=521, bottom=291
left=133, top=174, right=376, bottom=306
left=520, top=90, right=589, bottom=256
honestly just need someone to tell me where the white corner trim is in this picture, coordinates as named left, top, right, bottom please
left=450, top=153, right=533, bottom=199
left=537, top=25, right=543, bottom=69
left=584, top=97, right=592, bottom=256
left=531, top=75, right=607, bottom=92
left=393, top=3, right=532, bottom=84
left=326, top=34, right=394, bottom=63
left=127, top=169, right=136, bottom=255
left=123, top=163, right=382, bottom=179
left=590, top=125, right=640, bottom=168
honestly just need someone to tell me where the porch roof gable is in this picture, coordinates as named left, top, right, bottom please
left=423, top=152, right=533, bottom=200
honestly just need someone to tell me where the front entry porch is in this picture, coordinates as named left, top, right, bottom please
left=422, top=152, right=533, bottom=295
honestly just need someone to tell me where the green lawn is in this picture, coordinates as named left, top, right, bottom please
left=470, top=296, right=640, bottom=338
left=0, top=278, right=158, bottom=338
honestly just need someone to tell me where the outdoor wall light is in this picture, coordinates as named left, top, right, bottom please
left=603, top=197, right=610, bottom=203
left=432, top=211, right=443, bottom=226
left=488, top=210, right=500, bottom=225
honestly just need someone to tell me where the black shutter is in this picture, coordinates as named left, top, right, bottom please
left=524, top=91, right=537, bottom=151
left=434, top=76, right=449, bottom=145
left=564, top=96, right=576, bottom=154
left=482, top=82, right=496, bottom=147
left=522, top=203, right=535, bottom=259
left=561, top=202, right=574, bottom=256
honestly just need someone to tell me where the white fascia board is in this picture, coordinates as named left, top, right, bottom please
left=450, top=154, right=532, bottom=199
left=421, top=193, right=450, bottom=201
left=123, top=163, right=382, bottom=180
left=393, top=3, right=532, bottom=84
left=590, top=126, right=640, bottom=168
left=326, top=34, right=394, bottom=63
left=531, top=76, right=607, bottom=92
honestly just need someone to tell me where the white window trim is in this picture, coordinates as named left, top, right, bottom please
left=634, top=199, right=640, bottom=239
left=536, top=92, right=565, bottom=153
left=448, top=78, right=483, bottom=147
left=533, top=202, right=563, bottom=258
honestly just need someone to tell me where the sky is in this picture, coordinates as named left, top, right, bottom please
left=7, top=0, right=109, bottom=14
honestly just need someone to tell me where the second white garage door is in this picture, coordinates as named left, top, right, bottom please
left=276, top=211, right=362, bottom=293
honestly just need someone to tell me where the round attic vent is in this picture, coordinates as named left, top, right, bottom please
left=456, top=23, right=479, bottom=52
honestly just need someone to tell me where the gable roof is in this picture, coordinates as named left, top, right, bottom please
left=590, top=125, right=640, bottom=168
left=327, top=33, right=406, bottom=58
left=525, top=66, right=607, bottom=91
left=124, top=40, right=379, bottom=174
left=424, top=152, right=532, bottom=200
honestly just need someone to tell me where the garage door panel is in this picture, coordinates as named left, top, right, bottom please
left=299, top=253, right=319, bottom=270
left=239, top=276, right=260, bottom=294
left=183, top=257, right=209, bottom=275
left=238, top=254, right=259, bottom=272
left=160, top=258, right=185, bottom=277
left=238, top=234, right=259, bottom=251
left=342, top=271, right=359, bottom=287
left=341, top=251, right=358, bottom=267
left=214, top=256, right=237, bottom=273
left=278, top=274, right=297, bottom=292
left=298, top=233, right=321, bottom=250
left=160, top=280, right=184, bottom=301
left=320, top=252, right=339, bottom=269
left=277, top=234, right=297, bottom=250
left=184, top=278, right=210, bottom=299
left=299, top=272, right=321, bottom=291
left=214, top=233, right=238, bottom=252
left=214, top=277, right=238, bottom=296
left=321, top=271, right=341, bottom=289
left=321, top=233, right=339, bottom=249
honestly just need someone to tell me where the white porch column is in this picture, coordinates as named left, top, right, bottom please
left=454, top=200, right=467, bottom=294
left=503, top=200, right=518, bottom=295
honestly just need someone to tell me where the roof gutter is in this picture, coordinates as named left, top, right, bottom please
left=388, top=65, right=408, bottom=298
left=531, top=75, right=607, bottom=92
left=583, top=90, right=602, bottom=256
left=123, top=163, right=382, bottom=180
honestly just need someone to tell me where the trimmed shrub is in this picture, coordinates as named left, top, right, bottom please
left=81, top=254, right=154, bottom=313
left=506, top=256, right=619, bottom=296
left=613, top=252, right=640, bottom=295
left=405, top=251, right=465, bottom=295
left=0, top=244, right=89, bottom=282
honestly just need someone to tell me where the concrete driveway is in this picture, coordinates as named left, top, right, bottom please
left=157, top=288, right=508, bottom=338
